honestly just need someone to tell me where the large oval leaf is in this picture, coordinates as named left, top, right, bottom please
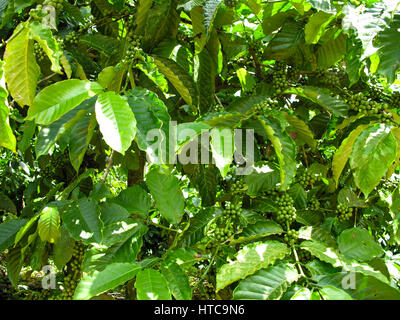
left=95, top=91, right=137, bottom=154
left=26, top=79, right=103, bottom=125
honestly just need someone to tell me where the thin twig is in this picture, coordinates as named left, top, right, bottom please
left=102, top=150, right=115, bottom=182
left=38, top=73, right=58, bottom=84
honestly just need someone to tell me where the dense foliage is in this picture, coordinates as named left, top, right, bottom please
left=1, top=0, right=400, bottom=300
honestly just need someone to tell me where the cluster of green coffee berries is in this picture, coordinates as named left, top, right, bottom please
left=322, top=72, right=340, bottom=87
left=368, top=86, right=383, bottom=101
left=297, top=249, right=312, bottom=263
left=283, top=229, right=299, bottom=245
left=287, top=65, right=300, bottom=82
left=78, top=21, right=92, bottom=34
left=253, top=98, right=279, bottom=115
left=224, top=0, right=239, bottom=8
left=65, top=32, right=79, bottom=46
left=336, top=203, right=353, bottom=222
left=213, top=104, right=224, bottom=113
left=58, top=242, right=86, bottom=300
left=34, top=43, right=46, bottom=62
left=206, top=202, right=242, bottom=243
left=348, top=93, right=394, bottom=124
left=44, top=0, right=63, bottom=10
left=308, top=197, right=320, bottom=211
left=126, top=33, right=144, bottom=46
left=272, top=62, right=288, bottom=94
left=274, top=193, right=296, bottom=225
left=126, top=44, right=145, bottom=63
left=231, top=180, right=246, bottom=194
left=390, top=92, right=400, bottom=107
left=298, top=171, right=321, bottom=189
left=41, top=166, right=55, bottom=180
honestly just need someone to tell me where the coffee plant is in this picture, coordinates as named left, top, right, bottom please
left=1, top=0, right=400, bottom=301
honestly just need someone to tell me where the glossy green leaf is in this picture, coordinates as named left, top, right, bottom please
left=0, top=219, right=27, bottom=253
left=350, top=124, right=398, bottom=196
left=233, top=262, right=299, bottom=300
left=161, top=262, right=192, bottom=300
left=74, top=263, right=141, bottom=300
left=135, top=269, right=172, bottom=300
left=38, top=206, right=61, bottom=243
left=216, top=241, right=289, bottom=291
left=26, top=80, right=103, bottom=125
left=62, top=198, right=103, bottom=245
left=210, top=127, right=234, bottom=178
left=4, top=24, right=40, bottom=107
left=95, top=91, right=137, bottom=154
left=146, top=167, right=184, bottom=225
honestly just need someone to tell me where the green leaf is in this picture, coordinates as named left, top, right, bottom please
left=284, top=112, right=316, bottom=150
left=210, top=127, right=234, bottom=178
left=343, top=3, right=391, bottom=59
left=144, top=0, right=178, bottom=48
left=0, top=92, right=16, bottom=153
left=135, top=56, right=168, bottom=92
left=135, top=269, right=172, bottom=300
left=0, top=193, right=17, bottom=214
left=53, top=226, right=75, bottom=269
left=350, top=124, right=398, bottom=196
left=35, top=99, right=93, bottom=158
left=102, top=218, right=147, bottom=247
left=38, top=206, right=61, bottom=243
left=160, top=262, right=192, bottom=300
left=332, top=124, right=369, bottom=187
left=258, top=116, right=297, bottom=189
left=125, top=88, right=170, bottom=164
left=197, top=47, right=217, bottom=114
left=265, top=20, right=304, bottom=59
left=305, top=11, right=335, bottom=44
left=203, top=0, right=223, bottom=35
left=29, top=21, right=63, bottom=74
left=62, top=198, right=103, bottom=245
left=216, top=241, right=289, bottom=291
left=179, top=207, right=221, bottom=246
left=285, top=86, right=348, bottom=117
left=135, top=0, right=153, bottom=35
left=188, top=165, right=219, bottom=207
left=4, top=24, right=40, bottom=107
left=338, top=228, right=384, bottom=262
left=80, top=34, right=121, bottom=56
left=377, top=16, right=400, bottom=83
left=68, top=113, right=96, bottom=172
left=0, top=219, right=27, bottom=253
left=190, top=6, right=207, bottom=53
left=153, top=56, right=199, bottom=111
left=99, top=202, right=130, bottom=225
left=74, top=263, right=141, bottom=300
left=233, top=220, right=283, bottom=244
left=146, top=167, right=185, bottom=225
left=26, top=80, right=103, bottom=125
left=298, top=226, right=337, bottom=248
left=316, top=30, right=346, bottom=68
left=319, top=286, right=353, bottom=300
left=6, top=245, right=23, bottom=287
left=111, top=186, right=151, bottom=219
left=318, top=272, right=400, bottom=300
left=233, top=262, right=299, bottom=300
left=95, top=91, right=137, bottom=155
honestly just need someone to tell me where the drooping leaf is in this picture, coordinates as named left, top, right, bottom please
left=53, top=225, right=75, bottom=269
left=160, top=262, right=192, bottom=300
left=210, top=127, right=235, bottom=178
left=95, top=91, right=137, bottom=154
left=37, top=206, right=61, bottom=243
left=332, top=124, right=369, bottom=187
left=146, top=167, right=185, bottom=225
left=111, top=185, right=151, bottom=219
left=153, top=56, right=199, bottom=111
left=4, top=24, right=40, bottom=107
left=62, top=198, right=103, bottom=245
left=350, top=124, right=398, bottom=196
left=0, top=219, right=27, bottom=253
